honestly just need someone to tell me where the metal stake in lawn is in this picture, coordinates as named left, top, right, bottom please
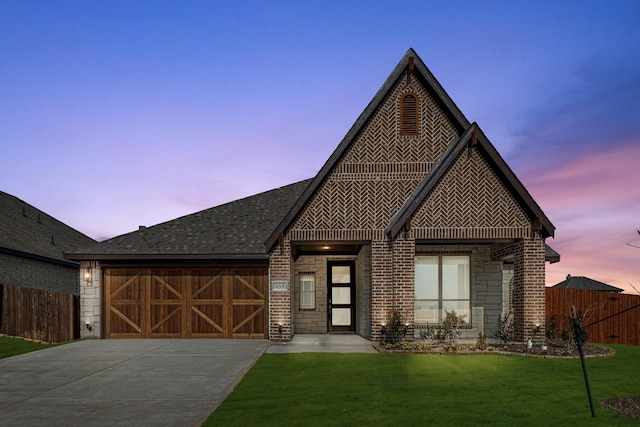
left=571, top=305, right=595, bottom=418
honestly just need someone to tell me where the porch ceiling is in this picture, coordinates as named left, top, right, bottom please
left=292, top=243, right=362, bottom=260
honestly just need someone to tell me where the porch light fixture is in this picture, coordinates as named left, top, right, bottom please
left=278, top=324, right=283, bottom=335
left=83, top=266, right=93, bottom=283
left=85, top=322, right=92, bottom=332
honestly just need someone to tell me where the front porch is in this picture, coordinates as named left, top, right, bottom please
left=269, top=238, right=544, bottom=343
left=266, top=333, right=377, bottom=353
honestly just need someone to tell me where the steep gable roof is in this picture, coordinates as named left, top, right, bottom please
left=0, top=191, right=96, bottom=266
left=66, top=180, right=311, bottom=261
left=265, top=48, right=471, bottom=251
left=386, top=122, right=555, bottom=239
left=552, top=275, right=623, bottom=292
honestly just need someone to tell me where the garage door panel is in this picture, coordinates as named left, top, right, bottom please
left=192, top=270, right=224, bottom=299
left=106, top=270, right=145, bottom=338
left=191, top=304, right=224, bottom=337
left=105, top=268, right=267, bottom=338
left=149, top=271, right=184, bottom=337
left=150, top=304, right=183, bottom=336
left=231, top=270, right=265, bottom=300
left=232, top=305, right=266, bottom=337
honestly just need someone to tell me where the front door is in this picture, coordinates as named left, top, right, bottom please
left=327, top=261, right=356, bottom=332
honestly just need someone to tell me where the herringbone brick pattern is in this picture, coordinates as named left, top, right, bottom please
left=291, top=77, right=458, bottom=239
left=412, top=146, right=531, bottom=239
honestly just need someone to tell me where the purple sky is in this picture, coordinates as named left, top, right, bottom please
left=1, top=1, right=639, bottom=292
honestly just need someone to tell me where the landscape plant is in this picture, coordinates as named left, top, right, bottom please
left=379, top=309, right=408, bottom=345
left=417, top=310, right=466, bottom=353
left=495, top=311, right=514, bottom=344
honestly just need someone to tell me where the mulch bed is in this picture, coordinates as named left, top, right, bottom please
left=376, top=339, right=615, bottom=358
left=601, top=396, right=640, bottom=419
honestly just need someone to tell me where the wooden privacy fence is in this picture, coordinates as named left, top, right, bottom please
left=0, top=284, right=79, bottom=342
left=546, top=287, right=640, bottom=346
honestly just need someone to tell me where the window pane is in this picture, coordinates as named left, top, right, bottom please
left=332, top=308, right=351, bottom=326
left=442, top=256, right=469, bottom=300
left=301, top=293, right=314, bottom=309
left=415, top=300, right=438, bottom=323
left=332, top=266, right=351, bottom=283
left=442, top=301, right=470, bottom=325
left=300, top=275, right=315, bottom=309
left=415, top=256, right=438, bottom=299
left=301, top=277, right=314, bottom=292
left=332, top=287, right=351, bottom=304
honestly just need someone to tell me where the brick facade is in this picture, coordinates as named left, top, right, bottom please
left=0, top=252, right=79, bottom=295
left=76, top=50, right=553, bottom=344
left=512, top=237, right=546, bottom=341
left=268, top=240, right=293, bottom=341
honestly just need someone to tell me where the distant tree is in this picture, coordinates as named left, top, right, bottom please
left=627, top=229, right=640, bottom=249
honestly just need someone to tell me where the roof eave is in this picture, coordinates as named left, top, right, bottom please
left=386, top=122, right=556, bottom=240
left=64, top=253, right=270, bottom=262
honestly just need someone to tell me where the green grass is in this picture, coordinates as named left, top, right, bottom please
left=0, top=336, right=66, bottom=359
left=205, top=345, right=640, bottom=426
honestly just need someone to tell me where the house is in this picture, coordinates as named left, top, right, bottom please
left=0, top=191, right=96, bottom=295
left=552, top=274, right=623, bottom=293
left=66, top=49, right=557, bottom=342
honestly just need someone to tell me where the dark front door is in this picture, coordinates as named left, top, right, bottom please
left=327, top=261, right=356, bottom=332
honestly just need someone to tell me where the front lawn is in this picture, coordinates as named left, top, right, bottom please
left=0, top=336, right=65, bottom=359
left=205, top=344, right=639, bottom=426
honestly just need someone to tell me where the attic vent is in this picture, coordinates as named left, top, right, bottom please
left=400, top=93, right=418, bottom=135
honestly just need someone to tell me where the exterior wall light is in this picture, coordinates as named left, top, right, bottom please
left=83, top=266, right=93, bottom=283
left=85, top=322, right=93, bottom=332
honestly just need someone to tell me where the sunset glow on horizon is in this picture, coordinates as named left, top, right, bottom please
left=1, top=1, right=638, bottom=292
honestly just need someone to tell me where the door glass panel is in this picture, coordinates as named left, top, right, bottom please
left=332, top=287, right=351, bottom=304
left=332, top=266, right=351, bottom=283
left=331, top=308, right=351, bottom=326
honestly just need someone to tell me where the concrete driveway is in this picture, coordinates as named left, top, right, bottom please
left=0, top=339, right=269, bottom=427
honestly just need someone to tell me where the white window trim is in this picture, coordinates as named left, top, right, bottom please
left=299, top=273, right=316, bottom=310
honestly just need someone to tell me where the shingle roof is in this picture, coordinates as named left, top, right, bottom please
left=65, top=180, right=311, bottom=260
left=0, top=191, right=96, bottom=265
left=552, top=275, right=623, bottom=292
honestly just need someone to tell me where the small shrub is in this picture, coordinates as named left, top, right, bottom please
left=418, top=310, right=465, bottom=348
left=380, top=309, right=408, bottom=345
left=476, top=331, right=487, bottom=350
left=495, top=312, right=514, bottom=344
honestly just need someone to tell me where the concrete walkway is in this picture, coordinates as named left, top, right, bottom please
left=0, top=339, right=269, bottom=427
left=266, top=334, right=377, bottom=353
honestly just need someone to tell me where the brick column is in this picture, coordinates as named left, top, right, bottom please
left=370, top=237, right=415, bottom=342
left=269, top=240, right=293, bottom=341
left=370, top=240, right=392, bottom=343
left=80, top=261, right=101, bottom=338
left=512, top=237, right=546, bottom=342
left=392, top=236, right=415, bottom=341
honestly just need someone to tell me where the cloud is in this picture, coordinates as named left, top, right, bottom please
left=509, top=58, right=640, bottom=173
left=527, top=143, right=640, bottom=293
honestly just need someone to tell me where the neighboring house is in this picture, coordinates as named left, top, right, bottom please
left=66, top=49, right=558, bottom=342
left=0, top=191, right=96, bottom=294
left=552, top=274, right=623, bottom=293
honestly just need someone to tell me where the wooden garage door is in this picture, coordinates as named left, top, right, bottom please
left=105, top=268, right=267, bottom=338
